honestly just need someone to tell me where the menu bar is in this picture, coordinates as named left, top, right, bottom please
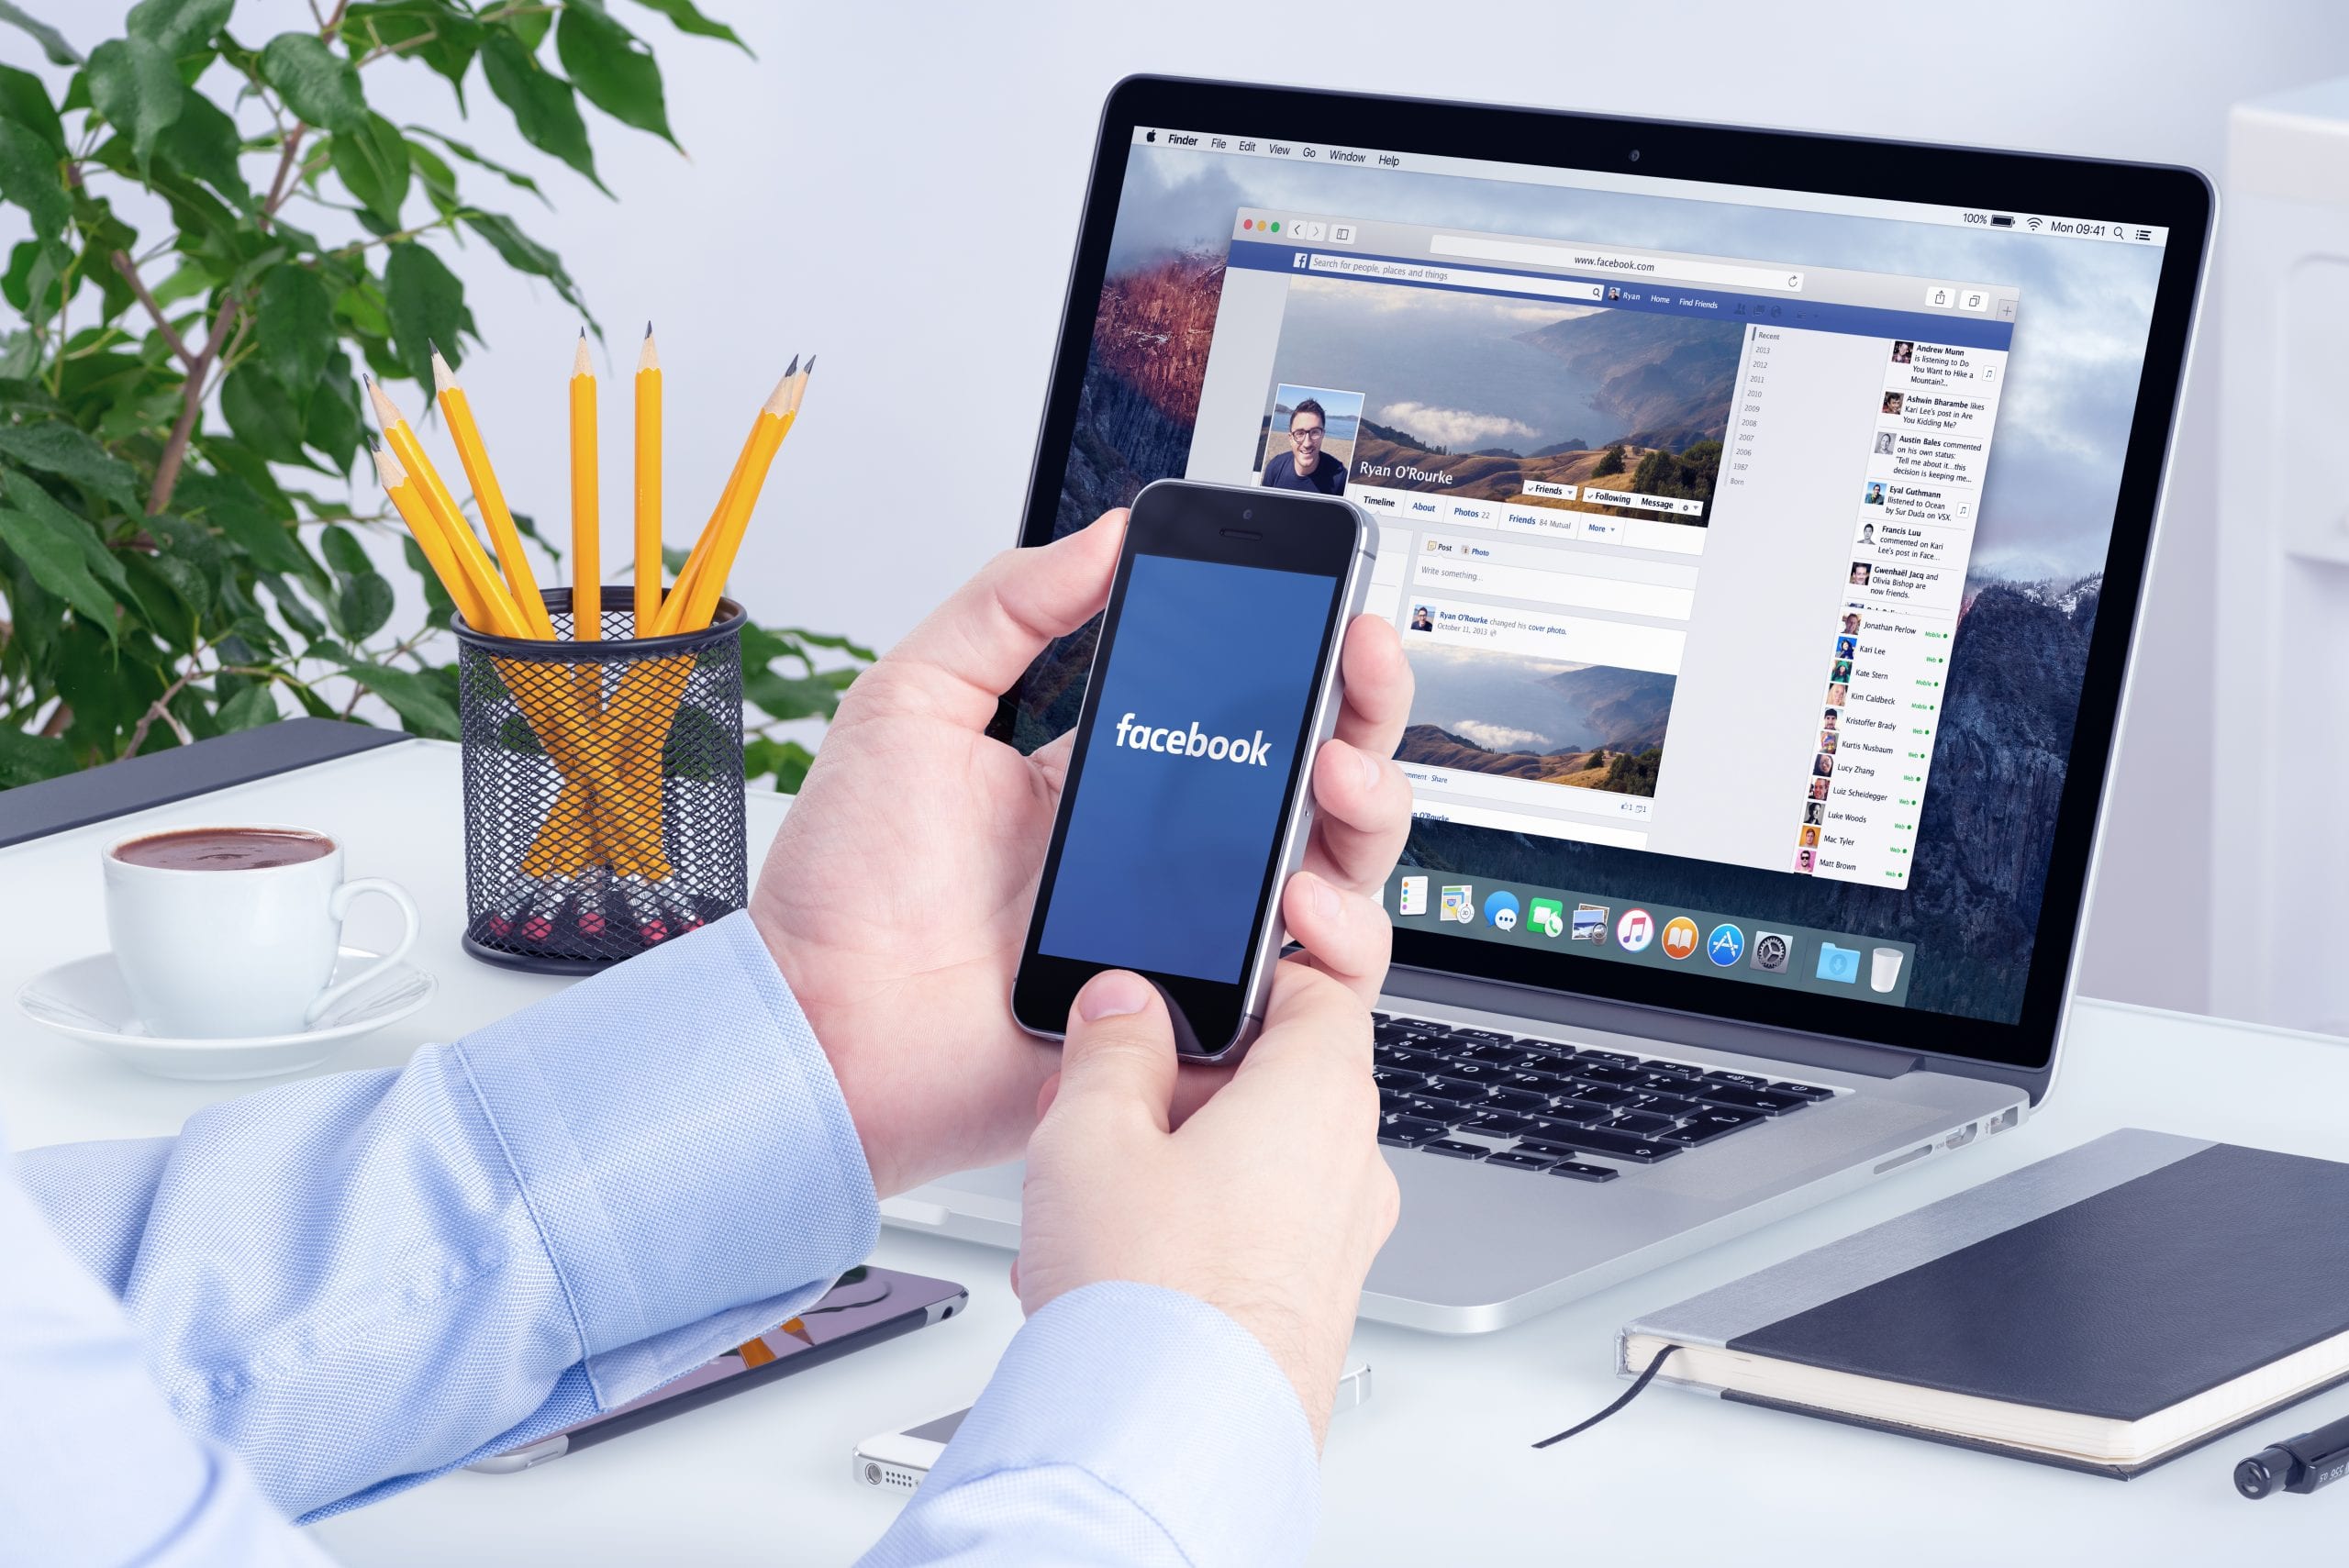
left=1135, top=126, right=2170, bottom=248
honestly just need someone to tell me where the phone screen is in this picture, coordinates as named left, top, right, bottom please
left=1015, top=483, right=1362, bottom=1056
left=1037, top=551, right=1338, bottom=983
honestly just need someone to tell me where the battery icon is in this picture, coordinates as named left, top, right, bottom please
left=1990, top=214, right=2016, bottom=228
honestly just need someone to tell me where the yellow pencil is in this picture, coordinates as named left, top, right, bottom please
left=431, top=344, right=557, bottom=640
left=363, top=375, right=520, bottom=636
left=662, top=357, right=809, bottom=635
left=634, top=323, right=662, bottom=637
left=662, top=354, right=789, bottom=621
left=369, top=438, right=527, bottom=639
left=570, top=331, right=600, bottom=640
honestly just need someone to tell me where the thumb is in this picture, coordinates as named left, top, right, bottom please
left=1051, top=971, right=1180, bottom=1135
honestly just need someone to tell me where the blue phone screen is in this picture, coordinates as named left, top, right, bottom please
left=1038, top=552, right=1338, bottom=984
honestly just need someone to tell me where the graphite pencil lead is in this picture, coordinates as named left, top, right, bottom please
left=644, top=319, right=653, bottom=339
left=783, top=353, right=798, bottom=379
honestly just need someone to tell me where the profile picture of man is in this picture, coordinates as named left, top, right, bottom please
left=1607, top=285, right=1622, bottom=301
left=1262, top=396, right=1348, bottom=495
left=1858, top=522, right=1876, bottom=546
left=1794, top=848, right=1816, bottom=873
left=1813, top=752, right=1836, bottom=778
left=1804, top=800, right=1825, bottom=825
left=1409, top=605, right=1434, bottom=632
left=1842, top=612, right=1861, bottom=634
left=1864, top=483, right=1885, bottom=506
left=1881, top=391, right=1905, bottom=416
left=1849, top=562, right=1872, bottom=586
left=1874, top=430, right=1897, bottom=455
left=1821, top=707, right=1840, bottom=732
left=1891, top=340, right=1913, bottom=364
left=1809, top=776, right=1831, bottom=801
left=1836, top=635, right=1857, bottom=659
left=1798, top=824, right=1820, bottom=848
left=1825, top=683, right=1848, bottom=707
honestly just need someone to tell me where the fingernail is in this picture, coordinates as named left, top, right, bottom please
left=1355, top=746, right=1383, bottom=793
left=1079, top=970, right=1152, bottom=1021
left=1307, top=873, right=1341, bottom=924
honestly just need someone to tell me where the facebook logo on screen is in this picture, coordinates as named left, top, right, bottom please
left=1038, top=552, right=1336, bottom=984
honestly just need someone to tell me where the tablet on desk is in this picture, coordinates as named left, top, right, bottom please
left=468, top=1266, right=968, bottom=1473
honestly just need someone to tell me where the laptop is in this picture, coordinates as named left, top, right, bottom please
left=885, top=77, right=2212, bottom=1332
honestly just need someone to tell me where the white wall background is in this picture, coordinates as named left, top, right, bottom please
left=20, top=1, right=2349, bottom=1018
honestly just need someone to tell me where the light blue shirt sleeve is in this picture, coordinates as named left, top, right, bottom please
left=2, top=908, right=1324, bottom=1566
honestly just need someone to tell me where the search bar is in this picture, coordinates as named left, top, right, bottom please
left=1303, top=252, right=1603, bottom=302
left=1429, top=234, right=1804, bottom=293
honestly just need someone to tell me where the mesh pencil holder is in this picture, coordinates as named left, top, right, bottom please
left=455, top=587, right=749, bottom=974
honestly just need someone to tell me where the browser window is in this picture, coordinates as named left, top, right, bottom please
left=1014, top=123, right=2169, bottom=1023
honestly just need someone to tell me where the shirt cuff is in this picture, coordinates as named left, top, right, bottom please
left=451, top=910, right=879, bottom=1386
left=932, top=1282, right=1320, bottom=1567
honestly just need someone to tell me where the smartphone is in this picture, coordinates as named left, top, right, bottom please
left=853, top=1363, right=1373, bottom=1494
left=466, top=1266, right=967, bottom=1473
left=1011, top=479, right=1375, bottom=1061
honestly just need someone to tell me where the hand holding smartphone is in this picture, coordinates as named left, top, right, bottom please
left=1011, top=480, right=1375, bottom=1060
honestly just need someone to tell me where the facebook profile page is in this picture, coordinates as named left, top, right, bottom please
left=1039, top=552, right=1337, bottom=984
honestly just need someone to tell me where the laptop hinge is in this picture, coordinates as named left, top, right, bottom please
left=1381, top=963, right=1923, bottom=1082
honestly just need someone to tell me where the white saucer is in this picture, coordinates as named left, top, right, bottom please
left=15, top=948, right=436, bottom=1081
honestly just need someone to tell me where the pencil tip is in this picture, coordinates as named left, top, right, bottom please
left=804, top=355, right=817, bottom=375
left=783, top=353, right=799, bottom=379
left=573, top=334, right=594, bottom=376
left=644, top=319, right=653, bottom=339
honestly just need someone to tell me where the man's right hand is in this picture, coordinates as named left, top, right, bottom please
left=1013, top=962, right=1401, bottom=1449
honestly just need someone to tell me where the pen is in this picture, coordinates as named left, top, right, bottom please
left=2235, top=1408, right=2349, bottom=1497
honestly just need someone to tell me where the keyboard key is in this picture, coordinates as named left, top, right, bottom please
left=1597, top=1111, right=1680, bottom=1137
left=1459, top=1111, right=1541, bottom=1138
left=1550, top=1126, right=1682, bottom=1162
left=1431, top=1060, right=1508, bottom=1084
left=1546, top=1160, right=1621, bottom=1183
left=1391, top=1093, right=1475, bottom=1123
left=1443, top=1029, right=1516, bottom=1047
left=1771, top=1081, right=1837, bottom=1102
left=1483, top=1086, right=1553, bottom=1114
left=1637, top=1071, right=1703, bottom=1092
left=1664, top=1108, right=1764, bottom=1145
left=1422, top=1140, right=1491, bottom=1161
left=1702, top=1071, right=1774, bottom=1091
left=1576, top=1050, right=1641, bottom=1067
left=1484, top=1150, right=1562, bottom=1172
left=1372, top=1012, right=1392, bottom=1025
left=1627, top=1091, right=1696, bottom=1115
left=1371, top=1067, right=1419, bottom=1091
left=1692, top=1086, right=1808, bottom=1116
left=1502, top=1069, right=1568, bottom=1094
left=1574, top=1064, right=1649, bottom=1086
left=1453, top=1041, right=1537, bottom=1068
left=1537, top=1102, right=1610, bottom=1128
left=1423, top=1076, right=1495, bottom=1103
left=1377, top=1116, right=1446, bottom=1147
left=1565, top=1084, right=1640, bottom=1107
left=1389, top=1016, right=1442, bottom=1031
left=1379, top=1046, right=1444, bottom=1073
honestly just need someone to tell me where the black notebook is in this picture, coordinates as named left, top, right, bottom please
left=1620, top=1129, right=2349, bottom=1478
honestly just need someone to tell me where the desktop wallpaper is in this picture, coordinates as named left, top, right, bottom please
left=1010, top=143, right=2165, bottom=1026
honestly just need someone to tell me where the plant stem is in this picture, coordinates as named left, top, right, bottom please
left=111, top=253, right=198, bottom=371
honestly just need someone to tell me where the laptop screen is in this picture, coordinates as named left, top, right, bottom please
left=1004, top=89, right=2196, bottom=1063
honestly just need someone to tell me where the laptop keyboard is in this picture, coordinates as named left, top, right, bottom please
left=1372, top=1013, right=1840, bottom=1181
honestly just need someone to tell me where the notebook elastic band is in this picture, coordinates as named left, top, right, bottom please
left=1532, top=1342, right=1680, bottom=1450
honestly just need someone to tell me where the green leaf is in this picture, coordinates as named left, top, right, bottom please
left=0, top=422, right=143, bottom=517
left=340, top=2, right=484, bottom=90
left=304, top=347, right=363, bottom=474
left=345, top=660, right=459, bottom=738
left=382, top=239, right=463, bottom=391
left=0, top=726, right=74, bottom=786
left=662, top=703, right=732, bottom=780
left=626, top=0, right=752, bottom=53
left=127, top=0, right=234, bottom=62
left=743, top=736, right=814, bottom=795
left=320, top=522, right=371, bottom=576
left=173, top=467, right=319, bottom=584
left=406, top=136, right=457, bottom=216
left=0, top=116, right=70, bottom=240
left=479, top=29, right=605, bottom=195
left=0, top=506, right=119, bottom=632
left=460, top=209, right=587, bottom=316
left=160, top=91, right=251, bottom=210
left=0, top=65, right=65, bottom=153
left=745, top=666, right=848, bottom=723
left=219, top=362, right=312, bottom=466
left=555, top=5, right=675, bottom=148
left=257, top=262, right=335, bottom=396
left=333, top=571, right=395, bottom=640
left=261, top=31, right=367, bottom=134
left=216, top=682, right=280, bottom=731
left=0, top=2, right=81, bottom=67
left=406, top=126, right=547, bottom=206
left=86, top=37, right=188, bottom=172
left=1, top=470, right=131, bottom=597
left=504, top=7, right=552, bottom=50
left=330, top=111, right=410, bottom=228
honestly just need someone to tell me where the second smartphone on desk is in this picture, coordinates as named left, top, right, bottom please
left=1011, top=479, right=1375, bottom=1061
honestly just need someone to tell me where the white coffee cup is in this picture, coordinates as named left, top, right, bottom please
left=1870, top=945, right=1906, bottom=994
left=103, top=824, right=419, bottom=1039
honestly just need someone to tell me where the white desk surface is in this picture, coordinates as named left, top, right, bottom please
left=4, top=737, right=2343, bottom=1565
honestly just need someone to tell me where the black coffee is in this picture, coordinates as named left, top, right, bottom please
left=115, top=827, right=334, bottom=872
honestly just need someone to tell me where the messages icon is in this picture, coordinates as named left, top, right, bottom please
left=1484, top=890, right=1520, bottom=931
left=1817, top=941, right=1861, bottom=984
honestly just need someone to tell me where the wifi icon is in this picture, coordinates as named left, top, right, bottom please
left=2026, top=216, right=2043, bottom=231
